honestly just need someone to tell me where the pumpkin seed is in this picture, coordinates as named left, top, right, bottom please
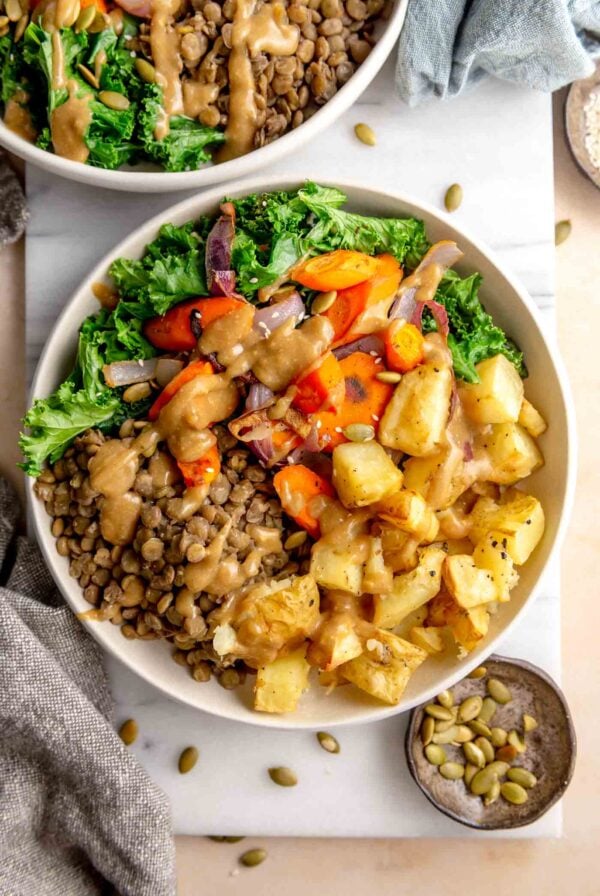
left=500, top=781, right=528, bottom=805
left=311, top=290, right=337, bottom=314
left=468, top=719, right=492, bottom=738
left=284, top=530, right=308, bottom=551
left=435, top=713, right=458, bottom=732
left=436, top=689, right=454, bottom=709
left=424, top=703, right=454, bottom=721
left=463, top=741, right=486, bottom=769
left=317, top=731, right=340, bottom=754
left=421, top=716, right=435, bottom=746
left=118, top=718, right=138, bottom=745
left=343, top=422, right=375, bottom=442
left=75, top=3, right=95, bottom=30
left=475, top=736, right=495, bottom=764
left=0, top=16, right=9, bottom=28
left=375, top=370, right=402, bottom=384
left=135, top=56, right=157, bottom=83
left=240, top=848, right=267, bottom=867
left=178, top=746, right=199, bottom=774
left=444, top=183, right=463, bottom=213
left=14, top=11, right=27, bottom=40
left=484, top=779, right=501, bottom=806
left=490, top=727, right=508, bottom=747
left=439, top=761, right=465, bottom=780
left=507, top=729, right=527, bottom=754
left=432, top=725, right=460, bottom=745
left=464, top=763, right=478, bottom=787
left=495, top=744, right=518, bottom=763
left=268, top=766, right=298, bottom=787
left=469, top=766, right=500, bottom=796
left=424, top=744, right=447, bottom=766
left=523, top=714, right=538, bottom=733
left=452, top=725, right=475, bottom=744
left=5, top=0, right=22, bottom=22
left=487, top=678, right=512, bottom=704
left=77, top=62, right=99, bottom=88
left=555, top=219, right=571, bottom=246
left=99, top=90, right=130, bottom=111
left=354, top=122, right=376, bottom=146
left=468, top=665, right=487, bottom=679
left=507, top=767, right=537, bottom=789
left=478, top=697, right=497, bottom=723
left=485, top=760, right=511, bottom=778
left=458, top=695, right=483, bottom=722
left=209, top=835, right=245, bottom=843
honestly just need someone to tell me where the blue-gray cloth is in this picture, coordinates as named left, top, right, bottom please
left=396, top=0, right=600, bottom=105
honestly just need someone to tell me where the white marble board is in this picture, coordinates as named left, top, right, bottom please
left=25, top=55, right=561, bottom=837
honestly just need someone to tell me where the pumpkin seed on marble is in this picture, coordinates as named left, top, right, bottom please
left=436, top=689, right=454, bottom=709
left=490, top=727, right=508, bottom=747
left=444, top=183, right=463, bottom=213
left=118, top=719, right=138, bottom=745
left=317, top=731, right=340, bottom=754
left=178, top=746, right=199, bottom=774
left=555, top=219, right=571, bottom=246
left=468, top=719, right=492, bottom=738
left=469, top=766, right=500, bottom=796
left=424, top=703, right=454, bottom=721
left=464, top=763, right=478, bottom=787
left=463, top=741, right=486, bottom=769
left=375, top=371, right=402, bottom=384
left=268, top=766, right=298, bottom=787
left=478, top=697, right=498, bottom=723
left=523, top=714, right=538, bottom=733
left=354, top=122, right=376, bottom=146
left=209, top=835, right=245, bottom=843
left=421, top=716, right=435, bottom=746
left=500, top=781, right=528, bottom=805
left=432, top=726, right=460, bottom=745
left=240, top=848, right=267, bottom=867
left=485, top=760, right=511, bottom=778
left=435, top=714, right=458, bottom=733
left=439, top=762, right=465, bottom=780
left=468, top=665, right=487, bottom=679
left=458, top=695, right=483, bottom=722
left=507, top=729, right=527, bottom=754
left=487, top=678, right=512, bottom=704
left=475, top=736, right=495, bottom=764
left=495, top=744, right=518, bottom=763
left=484, top=778, right=501, bottom=806
left=424, top=744, right=447, bottom=766
left=311, top=290, right=337, bottom=314
left=452, top=725, right=475, bottom=744
left=507, top=767, right=537, bottom=789
left=343, top=422, right=375, bottom=442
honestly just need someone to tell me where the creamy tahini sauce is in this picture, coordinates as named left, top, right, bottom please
left=50, top=83, right=92, bottom=163
left=182, top=81, right=219, bottom=120
left=150, top=0, right=184, bottom=139
left=4, top=92, right=36, bottom=142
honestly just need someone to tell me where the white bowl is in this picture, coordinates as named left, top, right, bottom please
left=27, top=175, right=577, bottom=728
left=0, top=1, right=408, bottom=193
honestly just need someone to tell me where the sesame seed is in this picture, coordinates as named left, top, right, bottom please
left=230, top=344, right=243, bottom=357
left=369, top=351, right=378, bottom=357
left=250, top=277, right=259, bottom=284
left=316, top=420, right=322, bottom=428
left=371, top=414, right=379, bottom=422
left=205, top=467, right=214, bottom=474
left=334, top=427, right=343, bottom=433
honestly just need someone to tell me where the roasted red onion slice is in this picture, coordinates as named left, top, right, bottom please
left=206, top=203, right=236, bottom=297
left=246, top=383, right=275, bottom=411
left=389, top=287, right=417, bottom=322
left=253, top=291, right=304, bottom=335
left=333, top=334, right=385, bottom=360
left=102, top=359, right=157, bottom=388
left=155, top=358, right=184, bottom=387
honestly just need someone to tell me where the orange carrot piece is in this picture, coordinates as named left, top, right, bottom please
left=323, top=254, right=403, bottom=342
left=80, top=0, right=108, bottom=11
left=291, top=250, right=380, bottom=292
left=148, top=360, right=213, bottom=421
left=143, top=297, right=245, bottom=352
left=314, top=352, right=394, bottom=451
left=384, top=321, right=424, bottom=373
left=273, top=464, right=335, bottom=538
left=177, top=444, right=221, bottom=488
left=292, top=352, right=345, bottom=415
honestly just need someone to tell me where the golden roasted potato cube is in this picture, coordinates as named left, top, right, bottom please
left=409, top=625, right=445, bottom=654
left=378, top=363, right=453, bottom=456
left=444, top=537, right=474, bottom=555
left=362, top=537, right=394, bottom=594
left=373, top=546, right=446, bottom=628
left=310, top=544, right=363, bottom=595
left=376, top=489, right=440, bottom=543
left=307, top=616, right=363, bottom=671
left=468, top=491, right=545, bottom=564
left=458, top=354, right=524, bottom=424
left=254, top=646, right=311, bottom=713
left=403, top=449, right=466, bottom=510
left=332, top=440, right=403, bottom=508
left=451, top=605, right=490, bottom=652
left=378, top=525, right=420, bottom=573
left=339, top=629, right=428, bottom=705
left=472, top=529, right=519, bottom=602
left=425, top=591, right=458, bottom=627
left=485, top=422, right=544, bottom=484
left=443, top=554, right=497, bottom=609
left=518, top=397, right=548, bottom=438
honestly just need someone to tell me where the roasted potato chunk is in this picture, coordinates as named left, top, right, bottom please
left=485, top=422, right=543, bottom=484
left=376, top=489, right=440, bottom=543
left=254, top=646, right=311, bottom=713
left=332, top=440, right=403, bottom=508
left=310, top=544, right=364, bottom=595
left=458, top=354, right=524, bottom=424
left=472, top=530, right=519, bottom=602
left=468, top=491, right=545, bottom=565
left=362, top=537, right=394, bottom=594
left=451, top=605, right=490, bottom=652
left=377, top=525, right=420, bottom=573
left=378, top=362, right=453, bottom=456
left=518, top=397, right=547, bottom=438
left=409, top=625, right=445, bottom=654
left=442, top=554, right=497, bottom=609
left=403, top=448, right=466, bottom=510
left=339, top=629, right=427, bottom=705
left=307, top=616, right=363, bottom=671
left=373, top=546, right=446, bottom=629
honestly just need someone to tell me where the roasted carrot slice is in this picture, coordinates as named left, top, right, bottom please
left=323, top=254, right=403, bottom=342
left=177, top=444, right=221, bottom=488
left=292, top=352, right=345, bottom=415
left=149, top=360, right=213, bottom=421
left=384, top=320, right=424, bottom=373
left=314, top=352, right=394, bottom=451
left=273, top=464, right=335, bottom=538
left=143, top=297, right=245, bottom=352
left=291, top=250, right=380, bottom=292
left=80, top=0, right=108, bottom=10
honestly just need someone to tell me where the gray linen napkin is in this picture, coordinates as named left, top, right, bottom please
left=0, top=153, right=28, bottom=248
left=0, top=478, right=176, bottom=896
left=396, top=0, right=600, bottom=105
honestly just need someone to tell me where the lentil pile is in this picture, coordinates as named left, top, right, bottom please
left=130, top=0, right=388, bottom=148
left=35, top=422, right=310, bottom=688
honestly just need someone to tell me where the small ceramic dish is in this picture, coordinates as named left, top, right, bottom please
left=405, top=655, right=576, bottom=830
left=565, top=60, right=600, bottom=190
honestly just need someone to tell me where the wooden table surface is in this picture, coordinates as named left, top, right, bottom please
left=1, top=90, right=599, bottom=896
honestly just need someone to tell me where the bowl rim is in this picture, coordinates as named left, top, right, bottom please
left=404, top=654, right=578, bottom=830
left=0, top=0, right=408, bottom=193
left=26, top=173, right=578, bottom=729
